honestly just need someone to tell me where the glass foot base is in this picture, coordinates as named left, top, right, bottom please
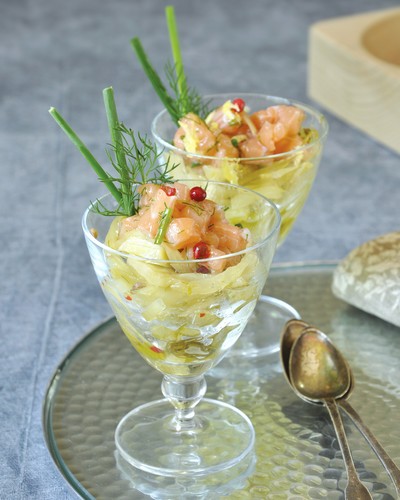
left=115, top=449, right=256, bottom=497
left=229, top=295, right=301, bottom=358
left=115, top=398, right=255, bottom=477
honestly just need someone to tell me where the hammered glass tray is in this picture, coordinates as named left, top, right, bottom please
left=43, top=263, right=400, bottom=499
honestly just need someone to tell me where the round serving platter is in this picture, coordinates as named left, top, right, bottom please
left=43, top=262, right=400, bottom=499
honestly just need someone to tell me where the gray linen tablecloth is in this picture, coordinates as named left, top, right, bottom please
left=1, top=0, right=399, bottom=498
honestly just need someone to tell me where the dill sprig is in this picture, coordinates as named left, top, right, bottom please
left=131, top=5, right=209, bottom=125
left=98, top=123, right=177, bottom=217
left=164, top=62, right=210, bottom=120
left=103, top=87, right=131, bottom=215
left=49, top=87, right=176, bottom=217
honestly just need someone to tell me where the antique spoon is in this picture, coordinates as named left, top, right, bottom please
left=281, top=319, right=400, bottom=496
left=289, top=328, right=372, bottom=499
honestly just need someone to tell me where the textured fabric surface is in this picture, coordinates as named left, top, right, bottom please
left=1, top=0, right=399, bottom=498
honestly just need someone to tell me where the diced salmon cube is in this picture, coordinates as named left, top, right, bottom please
left=251, top=109, right=270, bottom=129
left=212, top=222, right=248, bottom=253
left=165, top=218, right=202, bottom=250
left=118, top=214, right=140, bottom=238
left=139, top=184, right=161, bottom=208
left=209, top=205, right=228, bottom=226
left=134, top=189, right=177, bottom=237
left=203, top=230, right=219, bottom=247
left=206, top=246, right=228, bottom=273
left=238, top=137, right=269, bottom=158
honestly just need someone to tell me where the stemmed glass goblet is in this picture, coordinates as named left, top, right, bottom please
left=152, top=93, right=328, bottom=357
left=82, top=180, right=280, bottom=476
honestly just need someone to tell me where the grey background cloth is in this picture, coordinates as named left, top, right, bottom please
left=1, top=0, right=399, bottom=498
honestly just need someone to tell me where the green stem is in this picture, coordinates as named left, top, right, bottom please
left=103, top=87, right=127, bottom=171
left=49, top=107, right=122, bottom=203
left=154, top=207, right=173, bottom=244
left=102, top=87, right=129, bottom=213
left=165, top=5, right=188, bottom=113
left=130, top=37, right=178, bottom=124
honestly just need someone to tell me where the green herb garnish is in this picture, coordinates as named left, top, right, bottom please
left=49, top=86, right=176, bottom=217
left=131, top=6, right=209, bottom=125
left=154, top=206, right=173, bottom=244
left=165, top=5, right=187, bottom=111
left=48, top=107, right=122, bottom=204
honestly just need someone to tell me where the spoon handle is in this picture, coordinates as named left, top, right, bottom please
left=339, top=399, right=400, bottom=495
left=324, top=399, right=373, bottom=500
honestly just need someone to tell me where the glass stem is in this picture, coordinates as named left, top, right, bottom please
left=161, top=375, right=207, bottom=431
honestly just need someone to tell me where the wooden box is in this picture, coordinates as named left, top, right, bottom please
left=308, top=8, right=400, bottom=154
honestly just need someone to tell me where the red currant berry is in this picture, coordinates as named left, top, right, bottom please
left=193, top=241, right=210, bottom=259
left=161, top=185, right=176, bottom=196
left=189, top=186, right=207, bottom=202
left=232, top=98, right=245, bottom=112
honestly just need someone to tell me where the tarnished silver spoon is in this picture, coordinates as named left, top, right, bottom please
left=289, top=328, right=372, bottom=499
left=281, top=319, right=400, bottom=497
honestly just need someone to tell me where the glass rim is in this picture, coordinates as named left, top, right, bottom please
left=151, top=92, right=329, bottom=162
left=81, top=180, right=281, bottom=265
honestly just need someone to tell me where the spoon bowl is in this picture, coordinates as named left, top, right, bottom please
left=281, top=319, right=354, bottom=405
left=289, top=328, right=351, bottom=402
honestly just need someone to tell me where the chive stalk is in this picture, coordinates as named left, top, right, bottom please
left=48, top=107, right=122, bottom=203
left=165, top=6, right=188, bottom=112
left=103, top=87, right=127, bottom=172
left=130, top=37, right=178, bottom=123
left=154, top=207, right=173, bottom=244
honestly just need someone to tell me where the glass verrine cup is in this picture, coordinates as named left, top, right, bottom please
left=152, top=93, right=328, bottom=357
left=82, top=180, right=280, bottom=476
